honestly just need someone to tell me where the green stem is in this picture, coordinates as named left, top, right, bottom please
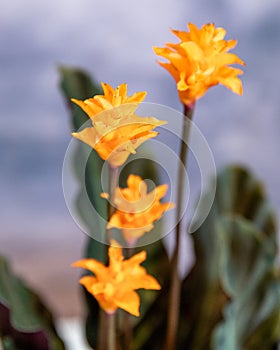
left=108, top=312, right=116, bottom=350
left=98, top=311, right=116, bottom=350
left=165, top=104, right=194, bottom=350
left=107, top=166, right=119, bottom=243
left=122, top=313, right=132, bottom=350
left=97, top=165, right=119, bottom=350
left=97, top=311, right=108, bottom=350
left=122, top=247, right=134, bottom=350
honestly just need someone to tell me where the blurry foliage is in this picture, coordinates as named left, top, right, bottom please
left=178, top=166, right=280, bottom=350
left=59, top=66, right=280, bottom=350
left=0, top=257, right=65, bottom=350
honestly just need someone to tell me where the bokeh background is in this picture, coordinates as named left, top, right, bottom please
left=1, top=0, right=280, bottom=320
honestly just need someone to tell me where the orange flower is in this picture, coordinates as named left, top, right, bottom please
left=153, top=23, right=245, bottom=106
left=71, top=83, right=166, bottom=167
left=71, top=82, right=146, bottom=118
left=72, top=240, right=161, bottom=316
left=104, top=174, right=175, bottom=244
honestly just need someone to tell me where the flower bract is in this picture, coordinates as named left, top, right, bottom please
left=105, top=174, right=175, bottom=244
left=71, top=83, right=166, bottom=167
left=72, top=240, right=161, bottom=316
left=153, top=23, right=245, bottom=106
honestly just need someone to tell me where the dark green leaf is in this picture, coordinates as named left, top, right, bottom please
left=0, top=256, right=65, bottom=350
left=178, top=165, right=279, bottom=350
left=212, top=216, right=280, bottom=350
left=58, top=66, right=102, bottom=131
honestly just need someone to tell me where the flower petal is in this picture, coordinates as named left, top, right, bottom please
left=114, top=289, right=140, bottom=316
left=72, top=258, right=108, bottom=278
left=72, top=127, right=98, bottom=149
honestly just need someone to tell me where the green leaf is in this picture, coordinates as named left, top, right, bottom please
left=214, top=166, right=276, bottom=242
left=59, top=65, right=107, bottom=246
left=216, top=216, right=275, bottom=298
left=212, top=216, right=280, bottom=350
left=0, top=256, right=65, bottom=350
left=59, top=66, right=107, bottom=254
left=0, top=257, right=41, bottom=332
left=178, top=165, right=279, bottom=350
left=1, top=336, right=15, bottom=350
left=58, top=65, right=102, bottom=131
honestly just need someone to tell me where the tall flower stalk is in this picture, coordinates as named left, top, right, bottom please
left=154, top=22, right=244, bottom=349
left=166, top=104, right=194, bottom=350
left=71, top=82, right=166, bottom=350
left=106, top=166, right=119, bottom=242
left=97, top=165, right=118, bottom=350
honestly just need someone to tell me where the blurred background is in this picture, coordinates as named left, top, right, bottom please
left=0, top=0, right=279, bottom=321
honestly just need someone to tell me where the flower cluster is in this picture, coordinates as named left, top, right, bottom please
left=72, top=82, right=171, bottom=316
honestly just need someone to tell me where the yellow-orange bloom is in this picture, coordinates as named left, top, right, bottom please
left=71, top=83, right=166, bottom=167
left=153, top=23, right=245, bottom=106
left=104, top=174, right=175, bottom=244
left=72, top=240, right=161, bottom=316
left=71, top=82, right=146, bottom=118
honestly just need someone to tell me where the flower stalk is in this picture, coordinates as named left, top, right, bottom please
left=154, top=24, right=244, bottom=348
left=108, top=312, right=116, bottom=350
left=107, top=166, right=119, bottom=241
left=71, top=83, right=164, bottom=350
left=165, top=104, right=194, bottom=350
left=123, top=314, right=133, bottom=350
left=97, top=165, right=119, bottom=350
left=97, top=310, right=116, bottom=350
